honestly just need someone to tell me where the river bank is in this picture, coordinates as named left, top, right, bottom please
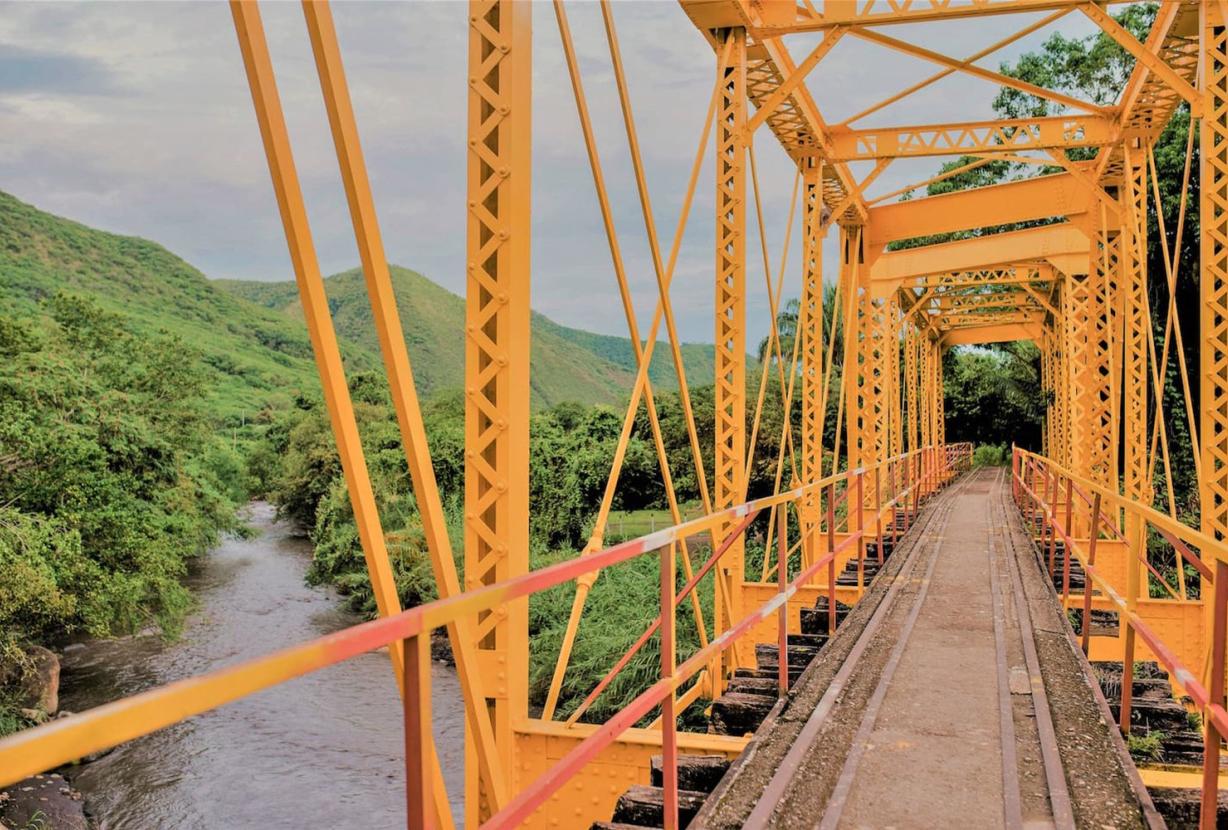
left=4, top=502, right=464, bottom=829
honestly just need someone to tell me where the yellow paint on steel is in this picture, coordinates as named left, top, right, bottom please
left=10, top=2, right=1228, bottom=827
left=300, top=2, right=507, bottom=809
left=464, top=0, right=532, bottom=821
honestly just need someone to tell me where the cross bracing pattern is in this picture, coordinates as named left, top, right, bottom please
left=7, top=2, right=1228, bottom=830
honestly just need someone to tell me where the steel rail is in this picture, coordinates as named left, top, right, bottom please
left=987, top=468, right=1026, bottom=830
left=995, top=468, right=1076, bottom=830
left=1011, top=455, right=1228, bottom=748
left=741, top=462, right=972, bottom=828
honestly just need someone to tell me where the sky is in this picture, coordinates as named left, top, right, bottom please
left=0, top=1, right=1105, bottom=346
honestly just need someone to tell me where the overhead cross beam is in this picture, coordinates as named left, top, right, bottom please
left=828, top=114, right=1117, bottom=161
left=847, top=27, right=1109, bottom=116
left=755, top=0, right=1087, bottom=32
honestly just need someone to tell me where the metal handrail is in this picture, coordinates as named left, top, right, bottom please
left=0, top=444, right=969, bottom=830
left=1012, top=448, right=1228, bottom=830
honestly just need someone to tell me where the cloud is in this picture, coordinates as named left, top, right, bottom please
left=0, top=43, right=122, bottom=96
left=0, top=2, right=1094, bottom=346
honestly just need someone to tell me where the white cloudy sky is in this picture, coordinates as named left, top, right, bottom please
left=0, top=1, right=1104, bottom=345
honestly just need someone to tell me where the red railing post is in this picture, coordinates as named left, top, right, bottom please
left=1062, top=476, right=1074, bottom=603
left=659, top=541, right=678, bottom=830
left=1121, top=613, right=1136, bottom=736
left=826, top=482, right=837, bottom=635
left=1046, top=469, right=1058, bottom=580
left=889, top=460, right=899, bottom=551
left=874, top=465, right=884, bottom=566
left=1081, top=492, right=1102, bottom=656
left=856, top=470, right=866, bottom=593
left=1011, top=447, right=1020, bottom=505
left=777, top=505, right=789, bottom=696
left=1027, top=458, right=1037, bottom=532
left=404, top=632, right=433, bottom=830
left=1201, top=560, right=1228, bottom=830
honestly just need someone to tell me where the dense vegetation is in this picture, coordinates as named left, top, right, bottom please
left=0, top=296, right=246, bottom=728
left=923, top=1, right=1200, bottom=514
left=0, top=0, right=1204, bottom=733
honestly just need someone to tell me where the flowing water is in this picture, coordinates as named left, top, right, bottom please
left=59, top=502, right=465, bottom=829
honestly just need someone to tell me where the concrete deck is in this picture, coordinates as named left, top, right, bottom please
left=694, top=469, right=1156, bottom=830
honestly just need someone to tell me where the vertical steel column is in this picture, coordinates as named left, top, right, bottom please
left=918, top=332, right=933, bottom=451
left=933, top=341, right=945, bottom=449
left=714, top=26, right=748, bottom=669
left=888, top=298, right=903, bottom=463
left=1065, top=270, right=1094, bottom=482
left=465, top=0, right=531, bottom=822
left=840, top=226, right=862, bottom=473
left=1121, top=140, right=1151, bottom=621
left=800, top=161, right=824, bottom=571
left=905, top=327, right=920, bottom=454
left=1092, top=212, right=1121, bottom=489
left=1201, top=6, right=1228, bottom=707
left=1202, top=3, right=1228, bottom=551
left=301, top=4, right=507, bottom=809
left=1041, top=324, right=1054, bottom=460
left=865, top=298, right=889, bottom=470
left=1051, top=280, right=1071, bottom=469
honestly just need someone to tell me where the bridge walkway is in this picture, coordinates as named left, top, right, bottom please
left=694, top=469, right=1155, bottom=830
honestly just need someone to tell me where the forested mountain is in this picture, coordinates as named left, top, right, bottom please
left=3, top=189, right=718, bottom=415
left=219, top=268, right=717, bottom=409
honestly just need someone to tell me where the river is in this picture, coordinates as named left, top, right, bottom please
left=59, top=502, right=466, bottom=829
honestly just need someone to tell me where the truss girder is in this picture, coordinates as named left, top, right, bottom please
left=757, top=0, right=1084, bottom=32
left=799, top=163, right=824, bottom=566
left=829, top=114, right=1116, bottom=161
left=464, top=0, right=531, bottom=821
left=1202, top=8, right=1228, bottom=545
left=1120, top=142, right=1151, bottom=509
left=714, top=27, right=747, bottom=666
left=1098, top=2, right=1199, bottom=183
left=904, top=328, right=918, bottom=454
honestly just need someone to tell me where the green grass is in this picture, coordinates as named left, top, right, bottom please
left=1126, top=730, right=1164, bottom=762
left=606, top=504, right=706, bottom=539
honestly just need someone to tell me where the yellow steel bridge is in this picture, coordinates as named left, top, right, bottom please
left=4, top=1, right=1228, bottom=828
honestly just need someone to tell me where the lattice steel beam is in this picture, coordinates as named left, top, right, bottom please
left=759, top=0, right=1084, bottom=32
left=800, top=161, right=824, bottom=569
left=1201, top=5, right=1228, bottom=547
left=464, top=1, right=531, bottom=821
left=829, top=114, right=1116, bottom=161
left=714, top=27, right=748, bottom=672
left=1120, top=140, right=1151, bottom=508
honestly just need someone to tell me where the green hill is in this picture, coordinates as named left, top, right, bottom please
left=219, top=268, right=718, bottom=409
left=1, top=188, right=718, bottom=415
left=0, top=190, right=375, bottom=421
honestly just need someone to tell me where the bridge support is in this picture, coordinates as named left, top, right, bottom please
left=714, top=26, right=748, bottom=676
left=905, top=327, right=920, bottom=455
left=800, top=161, right=824, bottom=571
left=465, top=0, right=532, bottom=821
left=1120, top=139, right=1151, bottom=635
left=1202, top=3, right=1228, bottom=553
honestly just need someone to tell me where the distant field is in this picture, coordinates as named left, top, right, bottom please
left=606, top=503, right=707, bottom=540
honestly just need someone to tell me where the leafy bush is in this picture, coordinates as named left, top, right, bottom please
left=0, top=297, right=242, bottom=668
left=973, top=444, right=1009, bottom=468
